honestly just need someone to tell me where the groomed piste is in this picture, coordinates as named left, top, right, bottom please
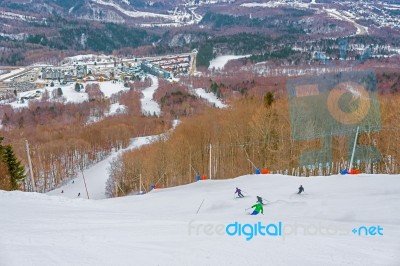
left=1, top=173, right=399, bottom=265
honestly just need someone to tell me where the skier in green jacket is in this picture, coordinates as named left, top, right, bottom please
left=250, top=202, right=264, bottom=215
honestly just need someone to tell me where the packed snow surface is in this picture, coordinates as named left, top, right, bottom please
left=46, top=135, right=159, bottom=200
left=208, top=55, right=250, bottom=70
left=1, top=174, right=399, bottom=266
left=194, top=88, right=227, bottom=108
left=140, top=75, right=161, bottom=116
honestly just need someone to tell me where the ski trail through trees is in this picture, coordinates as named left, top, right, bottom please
left=140, top=75, right=161, bottom=116
left=47, top=135, right=159, bottom=199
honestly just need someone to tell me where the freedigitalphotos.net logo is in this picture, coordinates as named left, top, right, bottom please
left=352, top=225, right=384, bottom=236
left=188, top=220, right=359, bottom=241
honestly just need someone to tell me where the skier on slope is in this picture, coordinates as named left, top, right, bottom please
left=298, top=185, right=304, bottom=194
left=250, top=201, right=264, bottom=215
left=256, top=196, right=264, bottom=205
left=235, top=187, right=244, bottom=198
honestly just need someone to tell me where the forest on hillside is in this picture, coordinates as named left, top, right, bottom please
left=105, top=70, right=400, bottom=197
left=1, top=68, right=400, bottom=195
left=0, top=80, right=166, bottom=192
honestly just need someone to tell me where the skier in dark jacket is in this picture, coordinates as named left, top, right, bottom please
left=298, top=185, right=304, bottom=194
left=235, top=187, right=244, bottom=198
left=256, top=196, right=264, bottom=204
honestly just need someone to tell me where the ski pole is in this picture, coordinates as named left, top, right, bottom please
left=259, top=195, right=270, bottom=202
left=196, top=199, right=205, bottom=214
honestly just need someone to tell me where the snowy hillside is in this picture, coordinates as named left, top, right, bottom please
left=208, top=55, right=250, bottom=71
left=1, top=174, right=399, bottom=266
left=46, top=135, right=160, bottom=200
left=141, top=75, right=161, bottom=116
left=5, top=74, right=162, bottom=118
left=193, top=88, right=227, bottom=108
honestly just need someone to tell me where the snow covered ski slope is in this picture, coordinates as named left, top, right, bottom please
left=46, top=135, right=159, bottom=200
left=1, top=174, right=400, bottom=266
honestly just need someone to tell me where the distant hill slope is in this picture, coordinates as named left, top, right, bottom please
left=0, top=0, right=399, bottom=66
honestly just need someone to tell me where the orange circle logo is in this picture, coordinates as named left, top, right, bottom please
left=327, top=82, right=370, bottom=125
